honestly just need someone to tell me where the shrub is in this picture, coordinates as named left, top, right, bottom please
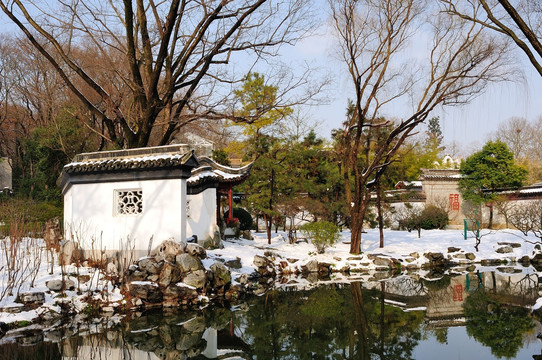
left=0, top=198, right=63, bottom=236
left=419, top=205, right=449, bottom=230
left=223, top=207, right=253, bottom=230
left=301, top=221, right=341, bottom=254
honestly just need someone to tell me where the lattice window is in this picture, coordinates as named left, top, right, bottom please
left=116, top=189, right=143, bottom=215
left=186, top=200, right=191, bottom=219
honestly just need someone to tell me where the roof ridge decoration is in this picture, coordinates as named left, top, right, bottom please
left=187, top=157, right=253, bottom=188
left=197, top=156, right=253, bottom=175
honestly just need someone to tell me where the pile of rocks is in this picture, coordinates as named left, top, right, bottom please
left=125, top=241, right=239, bottom=308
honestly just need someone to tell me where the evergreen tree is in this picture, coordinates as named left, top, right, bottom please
left=459, top=141, right=527, bottom=228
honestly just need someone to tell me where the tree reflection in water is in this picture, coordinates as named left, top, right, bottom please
left=464, top=286, right=535, bottom=358
left=0, top=271, right=540, bottom=359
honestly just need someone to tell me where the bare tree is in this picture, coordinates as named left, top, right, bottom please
left=0, top=0, right=317, bottom=149
left=509, top=199, right=542, bottom=242
left=492, top=116, right=535, bottom=160
left=330, top=0, right=514, bottom=254
left=441, top=0, right=542, bottom=77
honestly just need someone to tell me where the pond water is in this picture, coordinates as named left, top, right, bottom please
left=2, top=270, right=542, bottom=359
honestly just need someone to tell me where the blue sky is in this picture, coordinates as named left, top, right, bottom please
left=283, top=19, right=542, bottom=154
left=1, top=1, right=540, bottom=155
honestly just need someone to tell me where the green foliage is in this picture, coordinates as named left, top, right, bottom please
left=397, top=204, right=448, bottom=237
left=464, top=289, right=534, bottom=358
left=223, top=207, right=253, bottom=230
left=459, top=141, right=527, bottom=205
left=418, top=205, right=449, bottom=230
left=301, top=221, right=341, bottom=254
left=212, top=149, right=231, bottom=166
left=0, top=198, right=62, bottom=235
left=300, top=287, right=345, bottom=320
left=239, top=283, right=424, bottom=359
left=233, top=72, right=293, bottom=137
left=13, top=105, right=97, bottom=201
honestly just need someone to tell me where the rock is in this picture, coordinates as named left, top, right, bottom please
left=151, top=240, right=185, bottom=262
left=163, top=284, right=198, bottom=301
left=106, top=261, right=118, bottom=275
left=497, top=267, right=522, bottom=274
left=59, top=240, right=83, bottom=266
left=465, top=253, right=476, bottom=260
left=128, top=282, right=162, bottom=303
left=453, top=253, right=466, bottom=259
left=253, top=255, right=269, bottom=268
left=138, top=257, right=163, bottom=275
left=447, top=247, right=460, bottom=253
left=241, top=230, right=253, bottom=240
left=423, top=252, right=449, bottom=268
left=185, top=244, right=206, bottom=258
left=497, top=242, right=521, bottom=248
left=19, top=292, right=45, bottom=306
left=210, top=263, right=231, bottom=288
left=223, top=227, right=237, bottom=239
left=287, top=258, right=299, bottom=263
left=182, top=315, right=207, bottom=333
left=409, top=252, right=419, bottom=259
left=304, top=259, right=319, bottom=273
left=46, top=278, right=75, bottom=292
left=158, top=262, right=182, bottom=288
left=496, top=246, right=513, bottom=254
left=532, top=253, right=542, bottom=264
left=182, top=270, right=207, bottom=289
left=236, top=274, right=249, bottom=285
left=176, top=254, right=204, bottom=273
left=130, top=270, right=147, bottom=281
left=372, top=257, right=392, bottom=267
left=520, top=255, right=531, bottom=265
left=318, top=262, right=331, bottom=276
left=481, top=259, right=503, bottom=266
left=224, top=257, right=242, bottom=269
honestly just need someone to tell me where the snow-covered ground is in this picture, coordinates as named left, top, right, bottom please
left=0, top=228, right=540, bottom=327
left=206, top=228, right=539, bottom=276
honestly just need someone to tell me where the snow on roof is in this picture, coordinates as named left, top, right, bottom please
left=63, top=145, right=196, bottom=173
left=419, top=168, right=462, bottom=181
left=187, top=158, right=253, bottom=187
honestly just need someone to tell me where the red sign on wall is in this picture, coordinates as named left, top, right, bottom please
left=453, top=284, right=463, bottom=301
left=449, top=194, right=460, bottom=211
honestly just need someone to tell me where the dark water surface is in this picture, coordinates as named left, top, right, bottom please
left=2, top=270, right=542, bottom=359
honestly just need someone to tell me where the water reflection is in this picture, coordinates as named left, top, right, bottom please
left=1, top=270, right=541, bottom=360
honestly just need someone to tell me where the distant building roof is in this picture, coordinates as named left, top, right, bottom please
left=419, top=168, right=462, bottom=182
left=395, top=181, right=422, bottom=190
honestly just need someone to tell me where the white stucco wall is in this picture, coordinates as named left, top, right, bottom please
left=187, top=188, right=218, bottom=242
left=422, top=180, right=464, bottom=226
left=64, top=179, right=187, bottom=252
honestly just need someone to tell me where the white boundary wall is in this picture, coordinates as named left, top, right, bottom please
left=64, top=178, right=187, bottom=252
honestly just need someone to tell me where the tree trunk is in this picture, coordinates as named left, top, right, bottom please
left=352, top=282, right=370, bottom=360
left=264, top=213, right=272, bottom=244
left=349, top=200, right=369, bottom=254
